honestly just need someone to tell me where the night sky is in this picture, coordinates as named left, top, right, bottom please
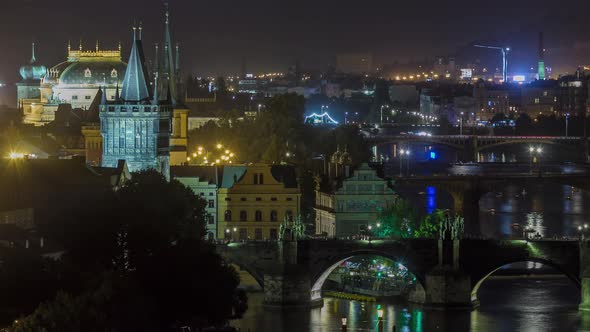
left=1, top=0, right=590, bottom=85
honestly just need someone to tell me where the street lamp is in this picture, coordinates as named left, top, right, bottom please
left=529, top=146, right=543, bottom=175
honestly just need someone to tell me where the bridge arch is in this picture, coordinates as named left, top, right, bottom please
left=309, top=249, right=426, bottom=302
left=221, top=258, right=265, bottom=289
left=470, top=258, right=580, bottom=306
left=373, top=139, right=465, bottom=151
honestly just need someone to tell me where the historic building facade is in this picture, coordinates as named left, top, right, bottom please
left=171, top=166, right=220, bottom=240
left=20, top=42, right=126, bottom=126
left=315, top=163, right=396, bottom=238
left=217, top=164, right=300, bottom=240
left=100, top=26, right=172, bottom=179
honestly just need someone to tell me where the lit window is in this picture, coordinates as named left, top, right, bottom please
left=84, top=68, right=92, bottom=78
left=111, top=69, right=118, bottom=78
left=240, top=211, right=247, bottom=221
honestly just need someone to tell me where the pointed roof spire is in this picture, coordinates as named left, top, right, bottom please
left=139, top=21, right=143, bottom=40
left=100, top=82, right=107, bottom=105
left=120, top=24, right=151, bottom=103
left=67, top=40, right=71, bottom=53
left=30, top=42, right=36, bottom=64
left=163, top=2, right=177, bottom=106
left=152, top=73, right=159, bottom=105
left=79, top=39, right=82, bottom=51
left=95, top=40, right=99, bottom=52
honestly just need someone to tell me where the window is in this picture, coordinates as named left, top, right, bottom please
left=207, top=215, right=215, bottom=225
left=270, top=210, right=278, bottom=222
left=200, top=192, right=205, bottom=196
left=239, top=228, right=248, bottom=240
left=256, top=197, right=262, bottom=201
left=224, top=210, right=232, bottom=221
left=270, top=229, right=278, bottom=240
left=240, top=197, right=247, bottom=202
left=84, top=68, right=92, bottom=77
left=111, top=69, right=118, bottom=78
left=72, top=95, right=78, bottom=100
left=209, top=192, right=214, bottom=196
left=286, top=210, right=293, bottom=222
left=255, top=210, right=262, bottom=221
left=240, top=210, right=248, bottom=222
left=85, top=95, right=91, bottom=100
left=286, top=197, right=293, bottom=201
left=255, top=228, right=263, bottom=240
left=259, top=174, right=264, bottom=184
left=253, top=174, right=258, bottom=184
left=225, top=198, right=231, bottom=201
left=271, top=197, right=277, bottom=201
left=534, top=98, right=540, bottom=104
left=208, top=200, right=214, bottom=208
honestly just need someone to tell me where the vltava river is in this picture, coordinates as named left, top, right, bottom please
left=233, top=277, right=582, bottom=331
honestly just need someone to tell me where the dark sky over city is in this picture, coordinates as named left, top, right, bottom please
left=1, top=0, right=590, bottom=84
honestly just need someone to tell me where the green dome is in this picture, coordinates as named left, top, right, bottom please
left=19, top=43, right=46, bottom=81
left=20, top=63, right=47, bottom=81
left=57, top=60, right=127, bottom=85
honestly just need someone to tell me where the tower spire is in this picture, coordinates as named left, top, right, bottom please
left=121, top=25, right=151, bottom=103
left=96, top=40, right=99, bottom=52
left=152, top=72, right=159, bottom=105
left=30, top=42, right=36, bottom=64
left=79, top=39, right=82, bottom=51
left=163, top=2, right=177, bottom=106
left=139, top=21, right=143, bottom=40
left=100, top=83, right=107, bottom=105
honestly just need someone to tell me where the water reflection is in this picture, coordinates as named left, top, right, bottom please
left=233, top=277, right=580, bottom=331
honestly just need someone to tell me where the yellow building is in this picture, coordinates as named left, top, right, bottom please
left=217, top=164, right=300, bottom=240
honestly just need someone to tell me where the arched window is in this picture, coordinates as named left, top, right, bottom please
left=255, top=210, right=262, bottom=222
left=259, top=173, right=264, bottom=184
left=240, top=210, right=247, bottom=222
left=253, top=174, right=258, bottom=184
left=111, top=68, right=118, bottom=78
left=270, top=210, right=278, bottom=222
left=224, top=210, right=232, bottom=221
left=84, top=68, right=92, bottom=78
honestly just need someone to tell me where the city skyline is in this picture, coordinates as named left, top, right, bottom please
left=2, top=0, right=590, bottom=86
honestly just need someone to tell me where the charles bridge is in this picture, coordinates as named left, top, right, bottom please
left=216, top=238, right=590, bottom=310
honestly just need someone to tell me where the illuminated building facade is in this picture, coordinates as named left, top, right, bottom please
left=21, top=42, right=126, bottom=126
left=100, top=25, right=171, bottom=179
left=315, top=163, right=395, bottom=238
left=217, top=164, right=300, bottom=240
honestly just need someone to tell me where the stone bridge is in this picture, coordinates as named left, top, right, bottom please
left=366, top=135, right=589, bottom=162
left=394, top=173, right=590, bottom=232
left=216, top=239, right=590, bottom=310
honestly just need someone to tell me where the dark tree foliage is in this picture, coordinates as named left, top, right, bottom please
left=5, top=170, right=244, bottom=331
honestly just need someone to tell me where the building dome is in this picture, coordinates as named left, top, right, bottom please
left=19, top=43, right=46, bottom=81
left=44, top=47, right=127, bottom=87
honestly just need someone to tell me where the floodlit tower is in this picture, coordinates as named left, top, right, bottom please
left=538, top=32, right=546, bottom=80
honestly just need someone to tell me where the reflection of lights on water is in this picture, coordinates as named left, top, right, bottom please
left=525, top=212, right=545, bottom=238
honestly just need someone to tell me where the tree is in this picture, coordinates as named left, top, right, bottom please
left=515, top=113, right=534, bottom=135
left=9, top=170, right=244, bottom=331
left=414, top=209, right=446, bottom=238
left=374, top=199, right=418, bottom=239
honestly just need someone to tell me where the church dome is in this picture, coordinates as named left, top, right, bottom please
left=19, top=43, right=46, bottom=81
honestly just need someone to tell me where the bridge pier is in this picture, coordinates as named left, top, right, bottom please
left=450, top=186, right=481, bottom=236
left=263, top=240, right=322, bottom=308
left=413, top=240, right=474, bottom=310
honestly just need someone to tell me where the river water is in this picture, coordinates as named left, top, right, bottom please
left=232, top=162, right=590, bottom=331
left=233, top=277, right=583, bottom=331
